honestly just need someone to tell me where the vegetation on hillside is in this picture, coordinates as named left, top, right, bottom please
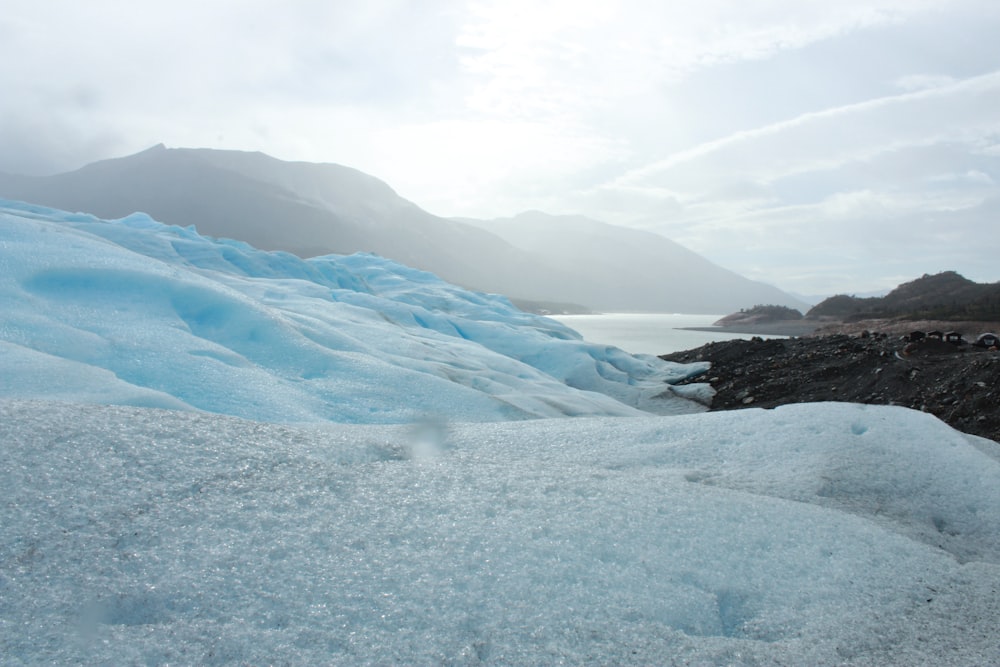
left=714, top=304, right=804, bottom=326
left=806, top=271, right=1000, bottom=323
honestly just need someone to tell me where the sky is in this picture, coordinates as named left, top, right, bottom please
left=2, top=0, right=1000, bottom=296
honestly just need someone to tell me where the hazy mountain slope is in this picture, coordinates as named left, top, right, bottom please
left=0, top=146, right=802, bottom=312
left=0, top=145, right=543, bottom=297
left=175, top=147, right=527, bottom=278
left=466, top=211, right=807, bottom=312
left=0, top=145, right=366, bottom=256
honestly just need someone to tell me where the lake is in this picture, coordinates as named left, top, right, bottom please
left=551, top=313, right=785, bottom=356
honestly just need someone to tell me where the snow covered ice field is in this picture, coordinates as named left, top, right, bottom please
left=0, top=200, right=709, bottom=423
left=2, top=200, right=1000, bottom=665
left=5, top=402, right=1000, bottom=666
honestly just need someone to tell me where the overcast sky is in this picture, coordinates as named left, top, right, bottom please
left=3, top=0, right=999, bottom=296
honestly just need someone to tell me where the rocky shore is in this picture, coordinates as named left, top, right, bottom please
left=662, top=329, right=1000, bottom=443
left=681, top=320, right=820, bottom=337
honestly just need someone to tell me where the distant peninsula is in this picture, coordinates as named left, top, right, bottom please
left=683, top=304, right=816, bottom=336
left=695, top=271, right=1000, bottom=337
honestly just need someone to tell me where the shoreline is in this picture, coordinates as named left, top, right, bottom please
left=680, top=321, right=821, bottom=337
left=682, top=318, right=1000, bottom=339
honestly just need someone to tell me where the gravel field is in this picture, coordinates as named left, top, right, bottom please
left=663, top=329, right=1000, bottom=443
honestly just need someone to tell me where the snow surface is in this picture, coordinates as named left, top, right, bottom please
left=0, top=199, right=709, bottom=423
left=3, top=400, right=999, bottom=665
left=2, top=199, right=1000, bottom=664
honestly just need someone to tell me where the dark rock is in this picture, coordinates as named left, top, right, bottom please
left=661, top=334, right=1000, bottom=443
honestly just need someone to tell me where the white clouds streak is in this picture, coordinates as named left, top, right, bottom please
left=456, top=0, right=949, bottom=114
left=612, top=70, right=1000, bottom=198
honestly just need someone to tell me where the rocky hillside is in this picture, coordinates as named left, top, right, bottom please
left=713, top=304, right=803, bottom=327
left=663, top=332, right=1000, bottom=443
left=807, top=271, right=1000, bottom=323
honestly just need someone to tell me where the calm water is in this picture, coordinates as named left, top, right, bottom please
left=551, top=313, right=784, bottom=355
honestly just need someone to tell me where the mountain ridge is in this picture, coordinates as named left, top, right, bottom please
left=0, top=145, right=806, bottom=313
left=807, top=271, right=1000, bottom=322
left=463, top=210, right=803, bottom=313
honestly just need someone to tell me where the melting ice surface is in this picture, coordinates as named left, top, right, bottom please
left=4, top=401, right=1000, bottom=665
left=0, top=199, right=709, bottom=422
left=2, top=200, right=1000, bottom=665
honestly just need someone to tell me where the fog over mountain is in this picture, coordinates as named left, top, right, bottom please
left=0, top=145, right=804, bottom=313
left=464, top=211, right=804, bottom=313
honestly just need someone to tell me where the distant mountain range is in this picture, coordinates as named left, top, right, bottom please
left=0, top=144, right=805, bottom=314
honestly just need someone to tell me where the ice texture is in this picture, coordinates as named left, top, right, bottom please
left=2, top=400, right=998, bottom=665
left=0, top=199, right=708, bottom=423
left=2, top=199, right=998, bottom=664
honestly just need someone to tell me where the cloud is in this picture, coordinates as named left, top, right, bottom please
left=651, top=186, right=1000, bottom=295
left=454, top=0, right=949, bottom=121
left=611, top=71, right=1000, bottom=197
left=895, top=73, right=957, bottom=91
left=0, top=108, right=126, bottom=176
left=928, top=170, right=995, bottom=186
left=0, top=1, right=474, bottom=171
left=361, top=117, right=627, bottom=216
left=2, top=0, right=999, bottom=294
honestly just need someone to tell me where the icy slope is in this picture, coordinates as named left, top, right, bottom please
left=2, top=399, right=998, bottom=665
left=0, top=199, right=707, bottom=422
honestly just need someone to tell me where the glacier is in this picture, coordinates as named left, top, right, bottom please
left=3, top=401, right=999, bottom=665
left=1, top=199, right=999, bottom=665
left=0, top=199, right=709, bottom=423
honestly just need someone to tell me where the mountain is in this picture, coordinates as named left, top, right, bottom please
left=807, top=271, right=1000, bottom=322
left=0, top=145, right=538, bottom=299
left=0, top=145, right=804, bottom=313
left=463, top=211, right=808, bottom=313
